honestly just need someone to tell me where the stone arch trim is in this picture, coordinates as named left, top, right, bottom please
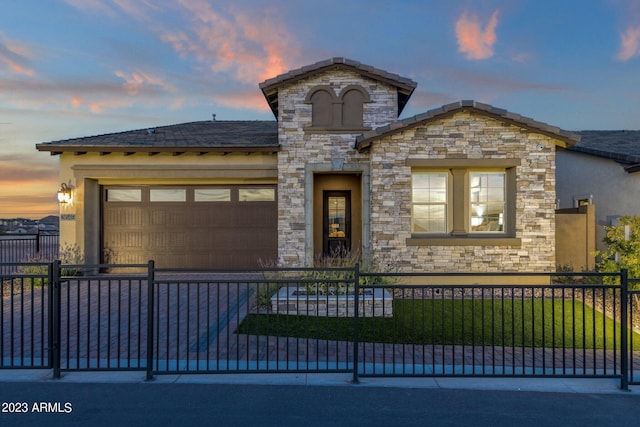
left=338, top=85, right=371, bottom=103
left=304, top=85, right=339, bottom=103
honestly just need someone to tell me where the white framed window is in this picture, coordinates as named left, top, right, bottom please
left=469, top=172, right=506, bottom=233
left=411, top=167, right=513, bottom=238
left=411, top=172, right=449, bottom=233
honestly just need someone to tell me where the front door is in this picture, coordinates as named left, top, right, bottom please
left=323, top=191, right=351, bottom=256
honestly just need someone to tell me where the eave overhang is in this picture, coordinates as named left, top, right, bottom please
left=355, top=100, right=580, bottom=152
left=35, top=144, right=281, bottom=156
left=259, top=57, right=417, bottom=119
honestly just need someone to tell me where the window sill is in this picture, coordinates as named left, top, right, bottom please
left=407, top=236, right=521, bottom=247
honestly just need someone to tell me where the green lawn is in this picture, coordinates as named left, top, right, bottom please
left=238, top=299, right=640, bottom=350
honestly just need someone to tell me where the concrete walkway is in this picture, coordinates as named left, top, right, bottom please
left=0, top=368, right=634, bottom=395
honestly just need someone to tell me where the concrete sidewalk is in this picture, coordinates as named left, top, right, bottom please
left=0, top=369, right=634, bottom=395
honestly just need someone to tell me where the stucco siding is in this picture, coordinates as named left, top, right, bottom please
left=556, top=149, right=640, bottom=252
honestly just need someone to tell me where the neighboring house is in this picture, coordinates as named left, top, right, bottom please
left=556, top=130, right=640, bottom=253
left=37, top=58, right=578, bottom=275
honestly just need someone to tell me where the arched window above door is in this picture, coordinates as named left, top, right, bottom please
left=305, top=85, right=370, bottom=131
left=306, top=86, right=337, bottom=128
left=340, top=86, right=370, bottom=129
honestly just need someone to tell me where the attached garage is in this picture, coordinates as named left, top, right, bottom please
left=102, top=185, right=277, bottom=269
left=36, top=120, right=280, bottom=270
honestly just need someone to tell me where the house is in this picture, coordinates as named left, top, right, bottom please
left=37, top=58, right=578, bottom=277
left=556, top=131, right=640, bottom=254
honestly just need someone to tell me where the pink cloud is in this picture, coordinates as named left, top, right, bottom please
left=63, top=0, right=117, bottom=16
left=0, top=34, right=36, bottom=76
left=164, top=0, right=297, bottom=84
left=455, top=9, right=500, bottom=60
left=215, top=90, right=270, bottom=112
left=114, top=69, right=173, bottom=95
left=64, top=0, right=298, bottom=113
left=112, top=0, right=160, bottom=21
left=617, top=25, right=640, bottom=61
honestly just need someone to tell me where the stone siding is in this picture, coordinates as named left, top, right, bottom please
left=369, top=111, right=557, bottom=272
left=276, top=69, right=558, bottom=273
left=276, top=69, right=398, bottom=265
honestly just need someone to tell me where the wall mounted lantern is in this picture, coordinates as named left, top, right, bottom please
left=57, top=182, right=74, bottom=204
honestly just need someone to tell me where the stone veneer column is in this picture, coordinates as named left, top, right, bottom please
left=275, top=70, right=399, bottom=266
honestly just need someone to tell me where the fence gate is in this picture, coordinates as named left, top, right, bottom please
left=55, top=266, right=149, bottom=375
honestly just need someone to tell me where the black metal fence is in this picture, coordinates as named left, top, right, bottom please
left=356, top=271, right=628, bottom=384
left=0, top=234, right=59, bottom=274
left=55, top=264, right=149, bottom=374
left=627, top=278, right=640, bottom=386
left=0, top=263, right=52, bottom=369
left=1, top=261, right=637, bottom=390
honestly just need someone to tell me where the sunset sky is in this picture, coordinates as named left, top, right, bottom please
left=1, top=0, right=639, bottom=219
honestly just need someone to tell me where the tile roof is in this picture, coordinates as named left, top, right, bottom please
left=355, top=100, right=580, bottom=151
left=570, top=131, right=640, bottom=170
left=36, top=120, right=279, bottom=155
left=259, top=57, right=417, bottom=118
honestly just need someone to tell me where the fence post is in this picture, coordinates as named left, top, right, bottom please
left=47, top=262, right=54, bottom=370
left=51, top=260, right=61, bottom=379
left=620, top=268, right=629, bottom=391
left=146, top=260, right=155, bottom=381
left=352, top=263, right=360, bottom=384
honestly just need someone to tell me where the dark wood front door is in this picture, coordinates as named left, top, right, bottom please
left=323, top=190, right=351, bottom=256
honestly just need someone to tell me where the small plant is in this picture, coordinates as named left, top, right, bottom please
left=595, top=216, right=640, bottom=287
left=18, top=243, right=85, bottom=282
left=254, top=282, right=282, bottom=308
left=552, top=264, right=574, bottom=284
left=304, top=248, right=398, bottom=296
left=254, top=258, right=292, bottom=309
left=253, top=251, right=400, bottom=308
left=56, top=243, right=84, bottom=276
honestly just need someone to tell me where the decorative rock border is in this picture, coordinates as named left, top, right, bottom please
left=271, top=286, right=393, bottom=317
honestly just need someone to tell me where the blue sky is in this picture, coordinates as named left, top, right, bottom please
left=1, top=0, right=639, bottom=218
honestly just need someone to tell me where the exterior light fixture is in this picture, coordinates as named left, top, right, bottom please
left=57, top=182, right=74, bottom=204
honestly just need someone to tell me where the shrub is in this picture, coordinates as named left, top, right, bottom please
left=595, top=216, right=640, bottom=286
left=552, top=264, right=574, bottom=284
left=255, top=249, right=399, bottom=306
left=19, top=243, right=85, bottom=280
left=304, top=249, right=399, bottom=295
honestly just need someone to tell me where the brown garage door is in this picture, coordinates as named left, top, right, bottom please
left=102, top=185, right=277, bottom=269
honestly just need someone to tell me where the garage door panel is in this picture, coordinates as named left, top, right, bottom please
left=104, top=206, right=146, bottom=226
left=105, top=231, right=146, bottom=248
left=109, top=251, right=147, bottom=265
left=148, top=231, right=187, bottom=250
left=235, top=206, right=276, bottom=226
left=150, top=209, right=188, bottom=226
left=103, top=185, right=276, bottom=269
left=190, top=207, right=235, bottom=227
